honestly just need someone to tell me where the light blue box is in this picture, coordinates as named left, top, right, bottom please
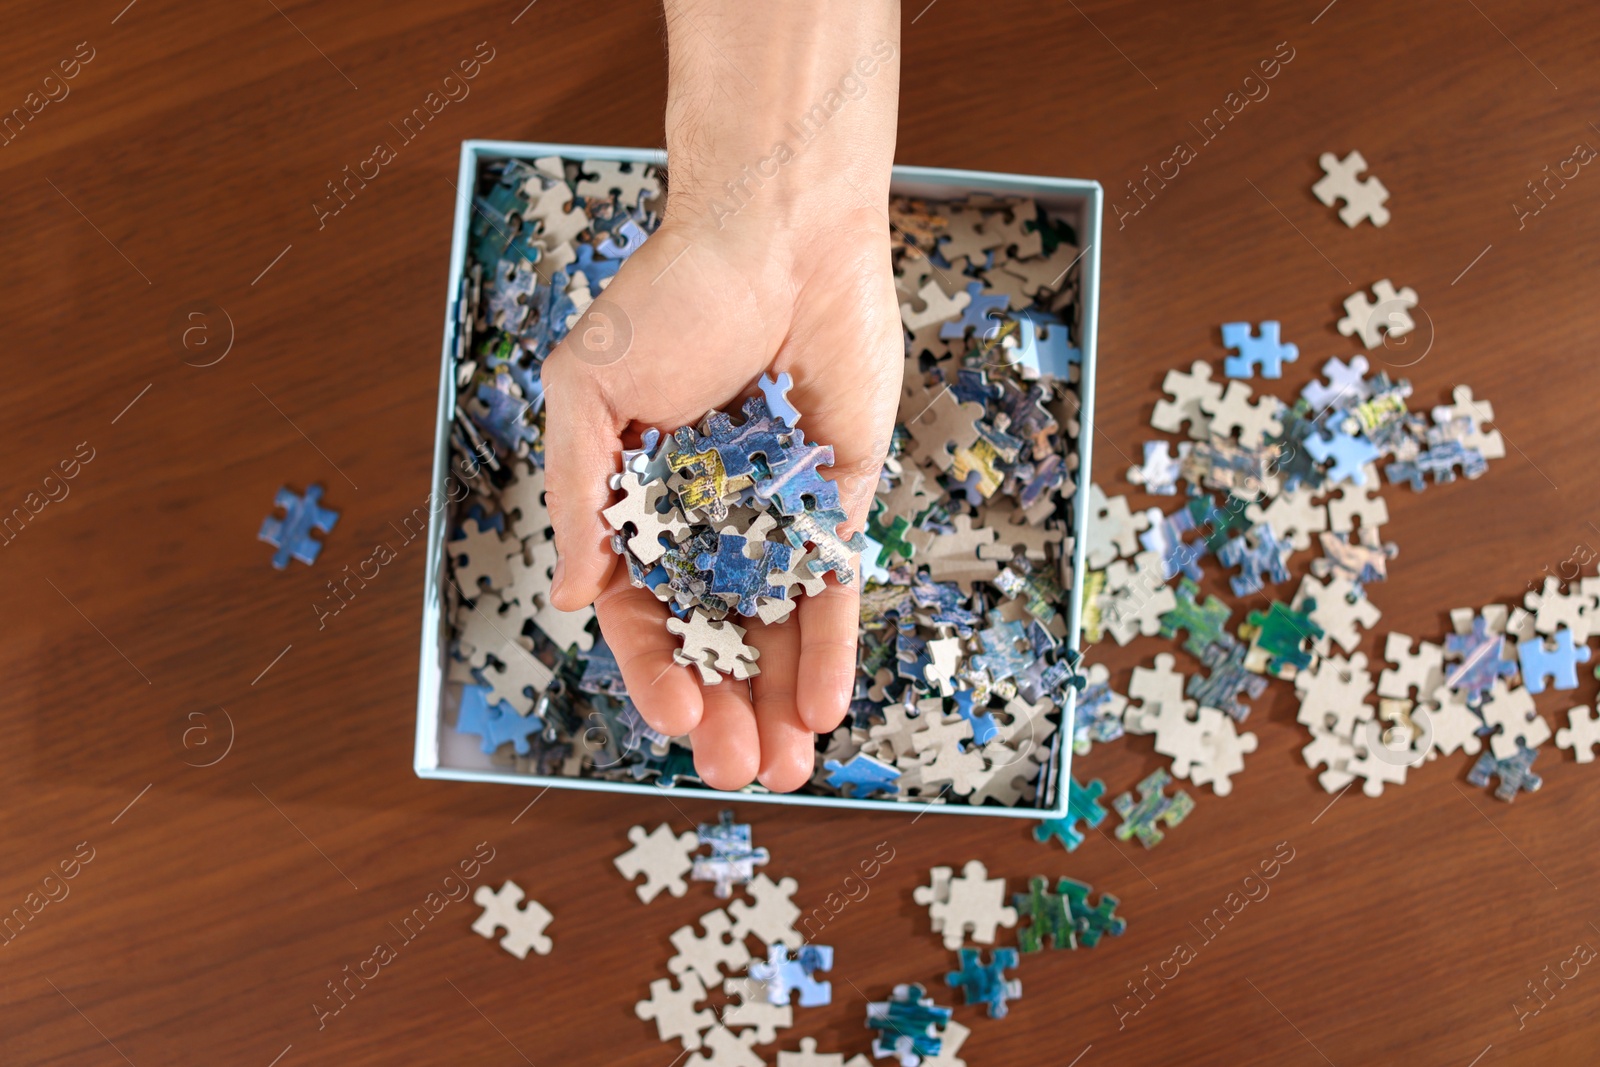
left=414, top=140, right=1102, bottom=819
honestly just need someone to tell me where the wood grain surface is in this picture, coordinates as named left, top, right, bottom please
left=3, top=1, right=1598, bottom=1064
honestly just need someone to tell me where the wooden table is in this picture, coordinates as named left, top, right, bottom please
left=4, top=1, right=1597, bottom=1063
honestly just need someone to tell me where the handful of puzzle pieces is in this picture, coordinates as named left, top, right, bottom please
left=600, top=371, right=866, bottom=684
left=443, top=153, right=1088, bottom=807
left=613, top=808, right=1124, bottom=1064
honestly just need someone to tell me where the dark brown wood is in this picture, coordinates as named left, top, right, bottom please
left=3, top=1, right=1598, bottom=1063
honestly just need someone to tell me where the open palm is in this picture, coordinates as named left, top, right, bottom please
left=541, top=207, right=903, bottom=791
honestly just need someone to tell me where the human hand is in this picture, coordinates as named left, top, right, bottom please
left=540, top=0, right=901, bottom=793
left=541, top=201, right=903, bottom=792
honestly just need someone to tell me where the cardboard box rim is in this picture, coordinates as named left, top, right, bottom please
left=413, top=139, right=1102, bottom=819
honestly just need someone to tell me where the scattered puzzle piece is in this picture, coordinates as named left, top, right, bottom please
left=866, top=983, right=952, bottom=1067
left=924, top=860, right=1017, bottom=950
left=615, top=822, right=700, bottom=903
left=1221, top=321, right=1299, bottom=379
left=471, top=880, right=553, bottom=958
left=637, top=972, right=716, bottom=1050
left=1337, top=279, right=1417, bottom=349
left=945, top=948, right=1021, bottom=1018
left=259, top=484, right=339, bottom=568
left=1033, top=777, right=1107, bottom=851
left=1312, top=150, right=1390, bottom=227
left=1113, top=769, right=1194, bottom=848
left=1467, top=744, right=1543, bottom=802
left=1555, top=705, right=1600, bottom=763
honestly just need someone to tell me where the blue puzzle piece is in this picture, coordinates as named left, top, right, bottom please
left=597, top=218, right=648, bottom=259
left=952, top=690, right=999, bottom=745
left=1008, top=310, right=1080, bottom=379
left=753, top=428, right=840, bottom=515
left=1385, top=440, right=1487, bottom=491
left=697, top=533, right=793, bottom=617
left=697, top=810, right=764, bottom=862
left=895, top=633, right=931, bottom=687
left=524, top=268, right=578, bottom=354
left=258, top=484, right=339, bottom=569
left=692, top=409, right=782, bottom=482
left=940, top=281, right=1010, bottom=340
left=1140, top=506, right=1204, bottom=581
left=972, top=611, right=1032, bottom=682
left=570, top=242, right=621, bottom=291
left=1518, top=628, right=1591, bottom=693
left=945, top=947, right=1021, bottom=1019
left=823, top=753, right=901, bottom=797
left=474, top=382, right=539, bottom=453
left=692, top=810, right=770, bottom=896
left=751, top=943, right=834, bottom=1007
left=1221, top=320, right=1299, bottom=379
left=758, top=371, right=801, bottom=429
left=910, top=574, right=984, bottom=636
left=951, top=366, right=998, bottom=405
left=1188, top=638, right=1267, bottom=721
left=1445, top=615, right=1519, bottom=704
left=1073, top=678, right=1125, bottom=751
left=1033, top=776, right=1106, bottom=851
left=1305, top=428, right=1380, bottom=485
left=867, top=983, right=952, bottom=1064
left=455, top=684, right=542, bottom=755
left=1467, top=744, right=1543, bottom=802
left=1216, top=522, right=1292, bottom=597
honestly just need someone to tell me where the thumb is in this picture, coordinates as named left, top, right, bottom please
left=539, top=348, right=624, bottom=612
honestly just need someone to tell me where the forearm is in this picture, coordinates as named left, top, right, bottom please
left=661, top=0, right=901, bottom=232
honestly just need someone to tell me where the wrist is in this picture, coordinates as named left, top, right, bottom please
left=661, top=1, right=899, bottom=235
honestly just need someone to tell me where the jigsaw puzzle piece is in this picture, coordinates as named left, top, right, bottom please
left=1220, top=321, right=1298, bottom=379
left=258, top=484, right=339, bottom=568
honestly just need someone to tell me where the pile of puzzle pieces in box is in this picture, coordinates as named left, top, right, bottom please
left=808, top=190, right=1090, bottom=806
left=600, top=371, right=864, bottom=683
left=612, top=808, right=1122, bottom=1064
left=444, top=155, right=1088, bottom=806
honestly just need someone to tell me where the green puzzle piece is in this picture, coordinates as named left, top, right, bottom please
left=1014, top=876, right=1076, bottom=952
left=1060, top=877, right=1127, bottom=947
left=1242, top=600, right=1324, bottom=677
left=1113, top=768, right=1194, bottom=848
left=1033, top=776, right=1106, bottom=851
left=1159, top=577, right=1233, bottom=657
left=1186, top=493, right=1250, bottom=553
